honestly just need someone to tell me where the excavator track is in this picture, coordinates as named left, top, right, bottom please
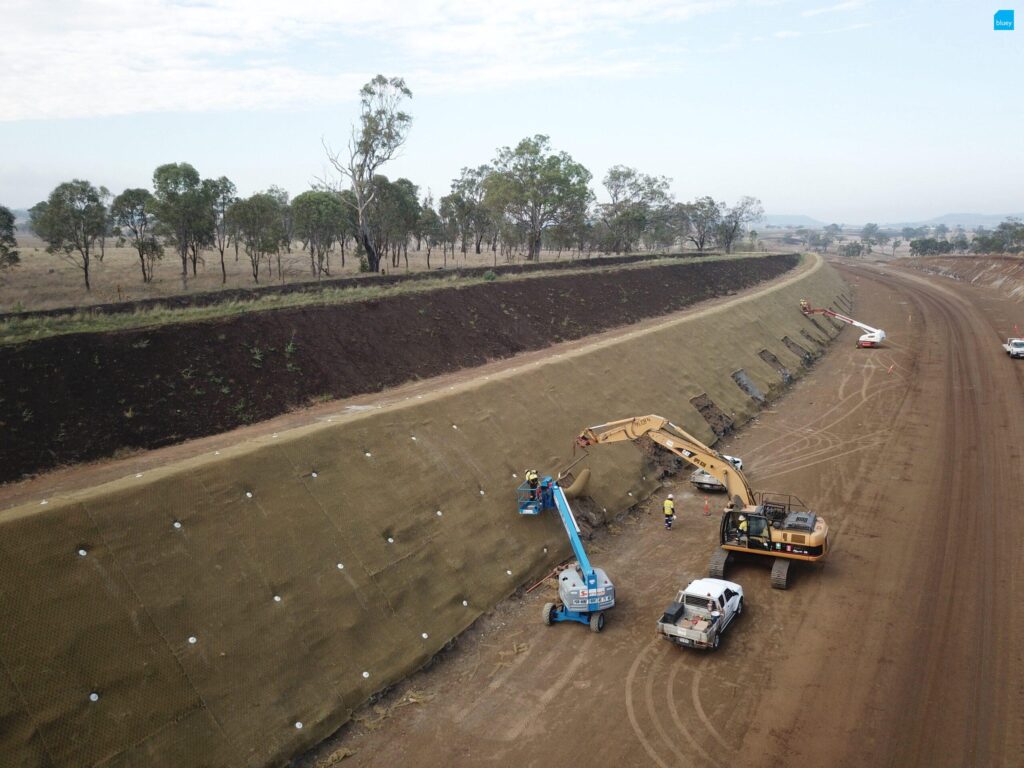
left=708, top=548, right=730, bottom=579
left=771, top=557, right=791, bottom=590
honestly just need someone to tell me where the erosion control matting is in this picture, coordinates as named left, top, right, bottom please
left=0, top=254, right=796, bottom=482
left=0, top=255, right=846, bottom=767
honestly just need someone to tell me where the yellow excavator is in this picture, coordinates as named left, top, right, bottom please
left=576, top=415, right=829, bottom=589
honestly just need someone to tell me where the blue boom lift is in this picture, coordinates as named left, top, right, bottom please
left=518, top=475, right=616, bottom=632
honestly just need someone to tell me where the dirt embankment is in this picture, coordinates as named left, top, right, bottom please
left=0, top=255, right=796, bottom=483
left=901, top=255, right=1024, bottom=303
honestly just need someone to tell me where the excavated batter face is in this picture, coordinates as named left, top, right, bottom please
left=0, top=255, right=846, bottom=766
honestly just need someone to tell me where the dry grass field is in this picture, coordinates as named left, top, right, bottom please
left=1, top=232, right=698, bottom=314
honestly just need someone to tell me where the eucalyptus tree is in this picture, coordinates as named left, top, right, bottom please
left=325, top=75, right=413, bottom=274
left=29, top=179, right=107, bottom=290
left=111, top=188, right=162, bottom=282
left=600, top=165, right=672, bottom=253
left=152, top=162, right=212, bottom=284
left=206, top=176, right=238, bottom=284
left=484, top=135, right=592, bottom=261
left=228, top=193, right=285, bottom=283
left=292, top=190, right=346, bottom=277
left=715, top=196, right=764, bottom=253
left=684, top=196, right=723, bottom=253
left=448, top=165, right=493, bottom=255
left=0, top=205, right=19, bottom=271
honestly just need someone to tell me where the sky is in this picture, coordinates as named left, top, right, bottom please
left=1, top=0, right=1021, bottom=224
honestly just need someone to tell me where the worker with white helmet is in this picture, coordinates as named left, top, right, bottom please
left=663, top=494, right=676, bottom=530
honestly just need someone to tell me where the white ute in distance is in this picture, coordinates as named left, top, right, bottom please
left=1002, top=338, right=1024, bottom=358
left=690, top=455, right=743, bottom=492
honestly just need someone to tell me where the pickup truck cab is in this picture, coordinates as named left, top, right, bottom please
left=656, top=578, right=744, bottom=651
left=690, top=455, right=743, bottom=493
left=1003, top=338, right=1024, bottom=358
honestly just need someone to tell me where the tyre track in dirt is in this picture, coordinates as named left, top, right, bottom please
left=743, top=263, right=1024, bottom=768
left=301, top=261, right=1023, bottom=768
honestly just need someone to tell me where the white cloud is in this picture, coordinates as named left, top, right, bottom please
left=802, top=1, right=865, bottom=18
left=773, top=29, right=802, bottom=38
left=0, top=0, right=729, bottom=121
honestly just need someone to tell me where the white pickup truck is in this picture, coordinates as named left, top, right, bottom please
left=1003, top=338, right=1024, bottom=358
left=690, top=455, right=743, bottom=492
left=656, top=578, right=744, bottom=651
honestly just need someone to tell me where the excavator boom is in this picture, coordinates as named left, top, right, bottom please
left=577, top=414, right=829, bottom=588
left=577, top=415, right=756, bottom=507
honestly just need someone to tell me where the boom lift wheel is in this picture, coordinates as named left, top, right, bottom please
left=542, top=603, right=555, bottom=626
left=771, top=558, right=791, bottom=590
left=589, top=612, right=605, bottom=633
left=708, top=548, right=730, bottom=579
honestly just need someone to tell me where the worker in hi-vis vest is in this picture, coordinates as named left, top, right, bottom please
left=525, top=469, right=539, bottom=498
left=663, top=494, right=676, bottom=530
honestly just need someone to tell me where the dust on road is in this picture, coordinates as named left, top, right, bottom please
left=300, top=262, right=1024, bottom=768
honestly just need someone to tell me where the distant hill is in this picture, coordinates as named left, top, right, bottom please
left=919, top=212, right=1024, bottom=228
left=880, top=213, right=1024, bottom=229
left=762, top=214, right=826, bottom=228
left=7, top=208, right=30, bottom=226
left=764, top=212, right=1023, bottom=230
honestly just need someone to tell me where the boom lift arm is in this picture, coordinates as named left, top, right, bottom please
left=517, top=476, right=615, bottom=631
left=799, top=299, right=886, bottom=348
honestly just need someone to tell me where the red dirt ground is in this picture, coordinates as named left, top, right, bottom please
left=293, top=260, right=1024, bottom=768
left=0, top=255, right=795, bottom=483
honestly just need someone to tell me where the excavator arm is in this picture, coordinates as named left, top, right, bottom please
left=576, top=415, right=756, bottom=507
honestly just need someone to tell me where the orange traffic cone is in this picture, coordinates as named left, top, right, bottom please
left=703, top=497, right=710, bottom=516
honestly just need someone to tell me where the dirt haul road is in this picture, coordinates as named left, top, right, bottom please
left=301, top=262, right=1024, bottom=768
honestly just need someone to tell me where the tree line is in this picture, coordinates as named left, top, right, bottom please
left=7, top=74, right=768, bottom=291
left=786, top=219, right=1024, bottom=259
